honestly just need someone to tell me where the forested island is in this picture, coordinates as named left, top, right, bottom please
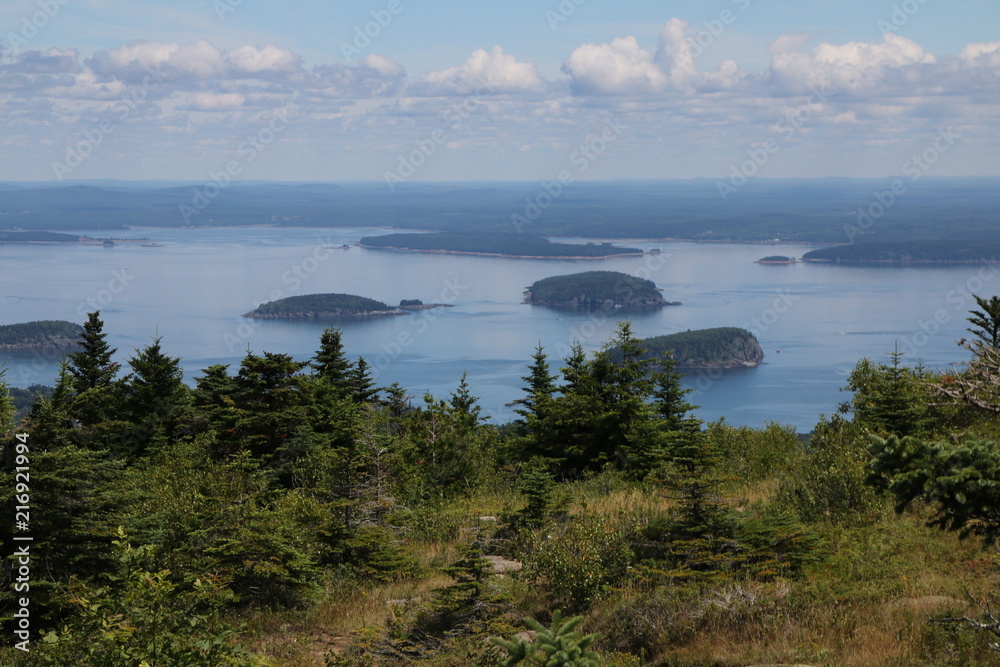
left=629, top=327, right=764, bottom=369
left=358, top=232, right=644, bottom=259
left=756, top=255, right=797, bottom=264
left=244, top=293, right=404, bottom=319
left=803, top=240, right=1000, bottom=264
left=0, top=320, right=83, bottom=350
left=4, top=313, right=1000, bottom=665
left=525, top=271, right=671, bottom=308
left=0, top=231, right=84, bottom=243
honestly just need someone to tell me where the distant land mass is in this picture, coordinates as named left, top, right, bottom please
left=756, top=255, right=797, bottom=264
left=630, top=328, right=764, bottom=370
left=358, top=232, right=644, bottom=258
left=802, top=240, right=1000, bottom=264
left=0, top=231, right=83, bottom=243
left=525, top=271, right=672, bottom=308
left=0, top=320, right=83, bottom=351
left=3, top=179, right=1000, bottom=245
left=244, top=293, right=404, bottom=319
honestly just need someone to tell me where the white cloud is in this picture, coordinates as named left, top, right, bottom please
left=423, top=46, right=544, bottom=94
left=767, top=32, right=812, bottom=55
left=225, top=45, right=301, bottom=75
left=183, top=92, right=247, bottom=111
left=769, top=33, right=935, bottom=94
left=563, top=36, right=666, bottom=95
left=960, top=41, right=1000, bottom=66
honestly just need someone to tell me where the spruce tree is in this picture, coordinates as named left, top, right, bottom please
left=349, top=357, right=379, bottom=403
left=119, top=337, right=189, bottom=455
left=313, top=328, right=354, bottom=394
left=967, top=294, right=1000, bottom=347
left=67, top=311, right=118, bottom=392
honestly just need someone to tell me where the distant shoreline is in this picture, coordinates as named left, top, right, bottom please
left=356, top=243, right=648, bottom=260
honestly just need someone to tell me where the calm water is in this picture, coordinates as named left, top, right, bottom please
left=1, top=226, right=992, bottom=431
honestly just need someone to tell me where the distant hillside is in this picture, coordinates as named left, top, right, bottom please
left=244, top=293, right=402, bottom=319
left=525, top=271, right=670, bottom=308
left=803, top=240, right=1000, bottom=264
left=632, top=328, right=764, bottom=369
left=0, top=320, right=83, bottom=350
left=358, top=233, right=644, bottom=258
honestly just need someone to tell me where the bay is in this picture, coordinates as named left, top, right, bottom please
left=1, top=226, right=991, bottom=431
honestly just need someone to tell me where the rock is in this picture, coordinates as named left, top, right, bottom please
left=484, top=555, right=522, bottom=575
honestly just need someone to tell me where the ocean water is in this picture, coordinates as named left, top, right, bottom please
left=1, top=226, right=991, bottom=431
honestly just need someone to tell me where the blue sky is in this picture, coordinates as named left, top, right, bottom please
left=1, top=0, right=998, bottom=182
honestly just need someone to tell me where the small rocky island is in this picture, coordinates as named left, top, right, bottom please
left=245, top=293, right=406, bottom=319
left=0, top=320, right=84, bottom=351
left=244, top=293, right=451, bottom=319
left=525, top=271, right=676, bottom=308
left=632, top=327, right=764, bottom=370
left=755, top=255, right=797, bottom=264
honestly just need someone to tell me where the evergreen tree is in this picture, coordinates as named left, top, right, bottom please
left=847, top=347, right=932, bottom=437
left=492, top=611, right=602, bottom=667
left=967, top=294, right=1000, bottom=347
left=313, top=327, right=354, bottom=393
left=349, top=356, right=379, bottom=403
left=516, top=344, right=558, bottom=422
left=67, top=311, right=118, bottom=392
left=118, top=337, right=189, bottom=455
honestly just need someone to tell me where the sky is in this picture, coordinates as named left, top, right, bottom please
left=1, top=0, right=998, bottom=183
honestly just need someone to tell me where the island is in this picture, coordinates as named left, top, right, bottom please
left=627, top=327, right=764, bottom=370
left=525, top=271, right=674, bottom=309
left=0, top=320, right=84, bottom=351
left=357, top=232, right=645, bottom=259
left=802, top=240, right=1000, bottom=264
left=755, top=255, right=797, bottom=264
left=398, top=299, right=453, bottom=311
left=0, top=231, right=85, bottom=244
left=244, top=293, right=406, bottom=319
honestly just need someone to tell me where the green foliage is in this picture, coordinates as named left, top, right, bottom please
left=778, top=415, right=884, bottom=523
left=249, top=292, right=394, bottom=317
left=30, top=535, right=253, bottom=666
left=399, top=299, right=423, bottom=307
left=708, top=420, right=804, bottom=485
left=360, top=232, right=643, bottom=258
left=632, top=327, right=763, bottom=367
left=846, top=349, right=933, bottom=438
left=527, top=516, right=633, bottom=611
left=526, top=271, right=664, bottom=307
left=492, top=610, right=602, bottom=666
left=803, top=240, right=1000, bottom=263
left=66, top=311, right=118, bottom=393
left=868, top=433, right=1000, bottom=545
left=0, top=320, right=83, bottom=348
left=967, top=293, right=1000, bottom=347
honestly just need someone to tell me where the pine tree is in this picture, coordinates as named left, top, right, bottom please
left=313, top=328, right=354, bottom=394
left=516, top=344, right=558, bottom=422
left=967, top=294, right=1000, bottom=347
left=67, top=311, right=118, bottom=392
left=450, top=371, right=483, bottom=431
left=119, top=337, right=189, bottom=455
left=491, top=611, right=602, bottom=667
left=847, top=346, right=931, bottom=437
left=349, top=357, right=379, bottom=403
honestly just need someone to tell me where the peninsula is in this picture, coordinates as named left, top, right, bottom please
left=357, top=232, right=644, bottom=259
left=525, top=271, right=673, bottom=308
left=802, top=240, right=1000, bottom=264
left=0, top=320, right=84, bottom=351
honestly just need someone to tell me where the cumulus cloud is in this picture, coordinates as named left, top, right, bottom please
left=960, top=41, right=1000, bottom=66
left=225, top=44, right=301, bottom=75
left=422, top=46, right=544, bottom=94
left=769, top=33, right=935, bottom=94
left=767, top=32, right=812, bottom=55
left=563, top=36, right=667, bottom=95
